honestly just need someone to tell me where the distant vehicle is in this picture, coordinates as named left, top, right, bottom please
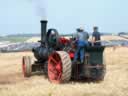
left=118, top=32, right=128, bottom=36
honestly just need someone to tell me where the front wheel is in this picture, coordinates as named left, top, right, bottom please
left=22, top=56, right=32, bottom=77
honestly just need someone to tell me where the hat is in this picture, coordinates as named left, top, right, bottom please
left=77, top=27, right=84, bottom=32
left=94, top=26, right=98, bottom=30
left=79, top=27, right=84, bottom=31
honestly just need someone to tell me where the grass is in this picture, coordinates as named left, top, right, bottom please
left=0, top=37, right=30, bottom=43
left=26, top=37, right=40, bottom=42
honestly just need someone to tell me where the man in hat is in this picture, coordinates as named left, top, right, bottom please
left=92, top=26, right=101, bottom=46
left=74, top=27, right=89, bottom=64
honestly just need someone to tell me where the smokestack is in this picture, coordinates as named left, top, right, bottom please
left=40, top=20, right=48, bottom=43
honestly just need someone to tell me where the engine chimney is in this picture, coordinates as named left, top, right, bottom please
left=40, top=20, right=48, bottom=43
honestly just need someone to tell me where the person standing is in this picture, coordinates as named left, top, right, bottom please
left=92, top=26, right=101, bottom=46
left=74, top=27, right=89, bottom=63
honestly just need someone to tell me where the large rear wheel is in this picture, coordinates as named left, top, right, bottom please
left=22, top=56, right=32, bottom=77
left=48, top=51, right=72, bottom=83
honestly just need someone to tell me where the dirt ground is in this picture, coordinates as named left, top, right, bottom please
left=0, top=46, right=128, bottom=96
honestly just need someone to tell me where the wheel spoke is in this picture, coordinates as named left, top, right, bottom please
left=49, top=68, right=58, bottom=75
left=55, top=62, right=62, bottom=72
left=54, top=54, right=60, bottom=61
left=57, top=73, right=61, bottom=80
left=50, top=57, right=58, bottom=65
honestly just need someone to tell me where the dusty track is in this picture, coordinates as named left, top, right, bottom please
left=0, top=47, right=128, bottom=96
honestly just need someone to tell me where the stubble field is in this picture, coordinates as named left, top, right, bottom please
left=0, top=36, right=128, bottom=96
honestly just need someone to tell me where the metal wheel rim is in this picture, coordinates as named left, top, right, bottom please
left=48, top=52, right=62, bottom=83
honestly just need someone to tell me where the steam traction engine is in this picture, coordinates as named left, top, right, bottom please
left=22, top=20, right=106, bottom=83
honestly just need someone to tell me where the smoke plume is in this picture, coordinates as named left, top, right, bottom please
left=31, top=0, right=47, bottom=20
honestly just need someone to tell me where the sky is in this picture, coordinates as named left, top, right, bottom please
left=0, top=0, right=128, bottom=35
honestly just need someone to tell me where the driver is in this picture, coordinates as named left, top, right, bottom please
left=74, top=27, right=89, bottom=64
